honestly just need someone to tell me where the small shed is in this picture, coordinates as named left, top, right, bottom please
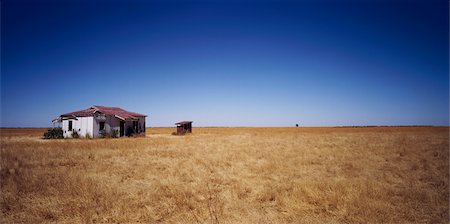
left=175, top=121, right=193, bottom=135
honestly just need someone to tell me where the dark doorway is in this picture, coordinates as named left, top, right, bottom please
left=120, top=121, right=125, bottom=137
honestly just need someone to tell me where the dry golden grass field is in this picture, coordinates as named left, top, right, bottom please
left=1, top=127, right=449, bottom=223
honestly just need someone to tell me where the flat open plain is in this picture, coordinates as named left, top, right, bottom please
left=1, top=127, right=448, bottom=223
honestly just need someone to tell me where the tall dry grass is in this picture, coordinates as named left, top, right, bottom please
left=1, top=127, right=448, bottom=223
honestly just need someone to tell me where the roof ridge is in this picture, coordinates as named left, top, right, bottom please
left=59, top=106, right=147, bottom=119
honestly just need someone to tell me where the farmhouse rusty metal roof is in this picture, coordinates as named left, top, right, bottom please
left=175, top=121, right=193, bottom=125
left=60, top=106, right=146, bottom=120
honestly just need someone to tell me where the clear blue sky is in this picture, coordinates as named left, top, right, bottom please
left=2, top=0, right=448, bottom=127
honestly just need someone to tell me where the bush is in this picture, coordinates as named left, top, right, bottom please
left=43, top=128, right=64, bottom=139
left=71, top=130, right=80, bottom=138
left=85, top=132, right=92, bottom=139
left=99, top=130, right=108, bottom=138
left=110, top=129, right=119, bottom=138
left=100, top=129, right=119, bottom=138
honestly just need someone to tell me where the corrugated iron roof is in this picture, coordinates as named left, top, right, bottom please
left=60, top=105, right=146, bottom=121
left=175, top=121, right=193, bottom=125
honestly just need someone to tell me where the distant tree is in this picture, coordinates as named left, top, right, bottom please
left=296, top=124, right=299, bottom=127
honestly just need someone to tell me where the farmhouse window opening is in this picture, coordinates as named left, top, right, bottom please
left=99, top=122, right=105, bottom=131
left=68, top=121, right=73, bottom=131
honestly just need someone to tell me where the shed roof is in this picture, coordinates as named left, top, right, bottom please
left=175, top=121, right=193, bottom=125
left=59, top=105, right=146, bottom=121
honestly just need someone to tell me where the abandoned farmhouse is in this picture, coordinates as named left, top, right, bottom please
left=53, top=106, right=146, bottom=138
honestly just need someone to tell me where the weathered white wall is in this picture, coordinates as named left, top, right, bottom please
left=110, top=116, right=121, bottom=133
left=62, top=117, right=94, bottom=138
left=62, top=119, right=69, bottom=138
left=93, top=115, right=121, bottom=137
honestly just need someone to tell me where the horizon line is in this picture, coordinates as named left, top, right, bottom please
left=0, top=125, right=447, bottom=129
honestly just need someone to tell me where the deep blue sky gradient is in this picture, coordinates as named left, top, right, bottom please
left=2, top=0, right=449, bottom=127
